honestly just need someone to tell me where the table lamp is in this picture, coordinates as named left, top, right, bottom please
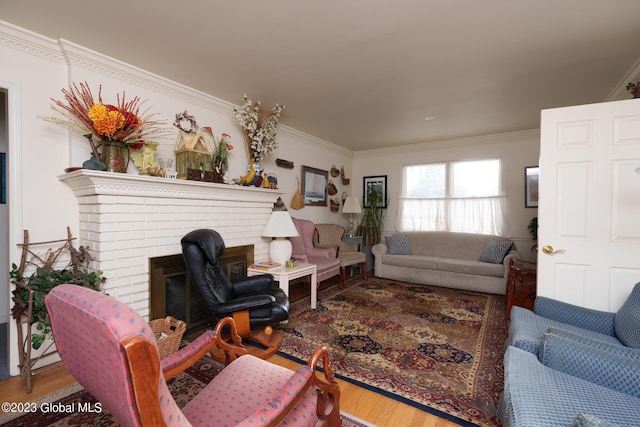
left=342, top=196, right=362, bottom=237
left=262, top=197, right=299, bottom=265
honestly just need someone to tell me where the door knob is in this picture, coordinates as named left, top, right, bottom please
left=541, top=245, right=565, bottom=255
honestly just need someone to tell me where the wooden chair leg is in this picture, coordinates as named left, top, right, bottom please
left=340, top=266, right=347, bottom=287
left=362, top=261, right=368, bottom=280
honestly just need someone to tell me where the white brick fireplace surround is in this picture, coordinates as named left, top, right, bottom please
left=59, top=170, right=284, bottom=318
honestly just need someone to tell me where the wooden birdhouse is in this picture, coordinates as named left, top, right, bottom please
left=174, top=130, right=214, bottom=179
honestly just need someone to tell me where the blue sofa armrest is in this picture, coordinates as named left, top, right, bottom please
left=539, top=331, right=640, bottom=398
left=534, top=296, right=615, bottom=336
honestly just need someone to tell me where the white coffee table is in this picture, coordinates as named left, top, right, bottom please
left=247, top=262, right=318, bottom=309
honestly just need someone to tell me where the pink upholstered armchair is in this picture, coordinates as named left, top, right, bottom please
left=289, top=217, right=341, bottom=283
left=45, top=285, right=341, bottom=427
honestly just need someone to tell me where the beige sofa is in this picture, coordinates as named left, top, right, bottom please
left=371, top=231, right=520, bottom=295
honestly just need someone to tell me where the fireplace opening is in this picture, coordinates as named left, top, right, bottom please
left=149, top=245, right=254, bottom=331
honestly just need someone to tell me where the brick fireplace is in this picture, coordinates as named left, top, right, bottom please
left=59, top=170, right=284, bottom=319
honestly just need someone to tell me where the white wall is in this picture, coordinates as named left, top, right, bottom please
left=352, top=130, right=541, bottom=260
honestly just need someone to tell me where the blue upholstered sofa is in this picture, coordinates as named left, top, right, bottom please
left=499, top=283, right=640, bottom=426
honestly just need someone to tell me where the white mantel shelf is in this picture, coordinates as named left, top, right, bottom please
left=58, top=169, right=284, bottom=201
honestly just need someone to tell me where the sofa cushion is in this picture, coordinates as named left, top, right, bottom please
left=478, top=239, right=513, bottom=264
left=385, top=234, right=412, bottom=255
left=614, top=282, right=640, bottom=348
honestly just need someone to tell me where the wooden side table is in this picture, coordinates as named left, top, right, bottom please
left=506, top=258, right=537, bottom=319
left=341, top=235, right=364, bottom=250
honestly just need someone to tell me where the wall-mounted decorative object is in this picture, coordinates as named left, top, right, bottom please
left=341, top=166, right=350, bottom=185
left=363, top=175, right=388, bottom=208
left=626, top=82, right=640, bottom=98
left=525, top=166, right=539, bottom=208
left=290, top=177, right=305, bottom=210
left=330, top=197, right=340, bottom=212
left=330, top=165, right=339, bottom=177
left=327, top=179, right=338, bottom=195
left=302, top=165, right=328, bottom=206
left=276, top=158, right=294, bottom=169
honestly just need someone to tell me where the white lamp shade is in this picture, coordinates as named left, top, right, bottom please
left=342, top=196, right=362, bottom=214
left=262, top=211, right=299, bottom=238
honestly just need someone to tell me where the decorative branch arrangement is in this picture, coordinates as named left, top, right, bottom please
left=10, top=228, right=105, bottom=393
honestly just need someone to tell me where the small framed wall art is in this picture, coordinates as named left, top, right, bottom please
left=302, top=165, right=328, bottom=206
left=525, top=166, right=539, bottom=208
left=363, top=175, right=387, bottom=208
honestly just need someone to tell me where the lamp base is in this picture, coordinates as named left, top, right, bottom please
left=348, top=214, right=356, bottom=237
left=269, top=238, right=292, bottom=265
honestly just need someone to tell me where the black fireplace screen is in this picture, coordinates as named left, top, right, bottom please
left=149, top=245, right=254, bottom=330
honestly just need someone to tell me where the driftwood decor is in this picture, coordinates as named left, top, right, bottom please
left=10, top=227, right=104, bottom=393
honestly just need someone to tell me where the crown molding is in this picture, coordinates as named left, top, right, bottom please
left=0, top=20, right=65, bottom=63
left=605, top=57, right=640, bottom=102
left=354, top=129, right=540, bottom=158
left=57, top=39, right=234, bottom=116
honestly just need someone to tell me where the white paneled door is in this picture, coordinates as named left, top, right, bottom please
left=538, top=99, right=640, bottom=311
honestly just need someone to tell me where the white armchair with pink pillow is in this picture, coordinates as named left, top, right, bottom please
left=289, top=217, right=341, bottom=283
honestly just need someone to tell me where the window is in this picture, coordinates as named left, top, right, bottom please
left=397, top=158, right=508, bottom=235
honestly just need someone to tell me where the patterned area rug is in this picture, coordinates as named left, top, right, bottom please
left=277, top=278, right=507, bottom=426
left=0, top=356, right=372, bottom=427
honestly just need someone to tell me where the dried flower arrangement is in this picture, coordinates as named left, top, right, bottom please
left=626, top=82, right=640, bottom=98
left=40, top=81, right=170, bottom=160
left=232, top=94, right=284, bottom=162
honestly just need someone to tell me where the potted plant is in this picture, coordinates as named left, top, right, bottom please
left=358, top=186, right=388, bottom=272
left=528, top=216, right=538, bottom=251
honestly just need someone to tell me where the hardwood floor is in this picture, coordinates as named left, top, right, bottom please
left=0, top=355, right=458, bottom=427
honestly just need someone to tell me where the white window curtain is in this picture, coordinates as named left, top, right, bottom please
left=396, top=196, right=509, bottom=235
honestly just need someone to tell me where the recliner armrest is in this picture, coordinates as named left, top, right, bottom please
left=217, top=294, right=276, bottom=313
left=233, top=274, right=273, bottom=295
left=534, top=296, right=615, bottom=336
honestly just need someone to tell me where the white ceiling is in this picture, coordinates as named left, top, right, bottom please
left=3, top=0, right=640, bottom=151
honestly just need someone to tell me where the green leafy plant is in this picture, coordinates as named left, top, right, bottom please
left=527, top=216, right=538, bottom=251
left=358, top=186, right=388, bottom=246
left=11, top=246, right=105, bottom=350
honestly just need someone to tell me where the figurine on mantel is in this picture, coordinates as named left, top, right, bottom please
left=130, top=142, right=160, bottom=175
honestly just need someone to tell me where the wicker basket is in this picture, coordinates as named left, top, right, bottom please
left=149, top=316, right=186, bottom=359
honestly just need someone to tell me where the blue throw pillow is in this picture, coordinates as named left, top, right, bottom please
left=478, top=239, right=513, bottom=264
left=385, top=235, right=412, bottom=255
left=614, top=282, right=640, bottom=348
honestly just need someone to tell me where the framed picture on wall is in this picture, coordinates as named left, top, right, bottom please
left=302, top=165, right=328, bottom=206
left=363, top=175, right=387, bottom=208
left=525, top=166, right=539, bottom=208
